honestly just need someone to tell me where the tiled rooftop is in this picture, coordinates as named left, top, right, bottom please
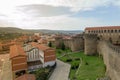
left=10, top=45, right=26, bottom=59
left=30, top=42, right=52, bottom=51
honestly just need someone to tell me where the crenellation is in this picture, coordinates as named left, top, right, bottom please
left=55, top=34, right=84, bottom=51
left=97, top=41, right=120, bottom=80
left=84, top=34, right=98, bottom=39
left=106, top=41, right=120, bottom=55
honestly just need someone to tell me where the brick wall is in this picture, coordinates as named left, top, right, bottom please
left=44, top=49, right=56, bottom=62
left=11, top=56, right=27, bottom=71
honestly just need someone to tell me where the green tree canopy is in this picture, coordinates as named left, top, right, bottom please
left=61, top=42, right=65, bottom=50
left=48, top=41, right=52, bottom=47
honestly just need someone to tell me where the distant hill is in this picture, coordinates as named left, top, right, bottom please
left=0, top=27, right=83, bottom=34
left=0, top=27, right=25, bottom=33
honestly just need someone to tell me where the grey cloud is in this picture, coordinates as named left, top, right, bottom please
left=17, top=4, right=72, bottom=17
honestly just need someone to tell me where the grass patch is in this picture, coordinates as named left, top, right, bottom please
left=56, top=50, right=105, bottom=80
left=56, top=49, right=71, bottom=58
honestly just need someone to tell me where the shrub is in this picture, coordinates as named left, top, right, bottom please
left=71, top=62, right=79, bottom=70
left=48, top=41, right=52, bottom=47
left=71, top=65, right=79, bottom=70
left=75, top=58, right=80, bottom=61
left=85, top=62, right=89, bottom=65
left=66, top=59, right=72, bottom=62
left=61, top=42, right=65, bottom=50
left=57, top=50, right=61, bottom=54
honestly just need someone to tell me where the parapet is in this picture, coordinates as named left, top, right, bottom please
left=107, top=41, right=120, bottom=55
left=84, top=34, right=98, bottom=39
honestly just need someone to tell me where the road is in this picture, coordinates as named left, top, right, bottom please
left=49, top=60, right=71, bottom=80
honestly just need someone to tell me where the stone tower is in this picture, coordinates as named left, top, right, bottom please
left=70, top=35, right=84, bottom=51
left=84, top=34, right=98, bottom=55
left=55, top=36, right=63, bottom=49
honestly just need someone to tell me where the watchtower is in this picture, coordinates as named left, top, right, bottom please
left=84, top=34, right=98, bottom=55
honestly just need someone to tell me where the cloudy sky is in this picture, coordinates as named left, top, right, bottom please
left=0, top=0, right=120, bottom=30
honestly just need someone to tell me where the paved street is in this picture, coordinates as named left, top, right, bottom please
left=49, top=60, right=71, bottom=80
left=0, top=54, right=12, bottom=80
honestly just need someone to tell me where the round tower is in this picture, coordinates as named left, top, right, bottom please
left=84, top=34, right=98, bottom=55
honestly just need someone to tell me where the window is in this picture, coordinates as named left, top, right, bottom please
left=108, top=30, right=110, bottom=33
left=115, top=30, right=117, bottom=33
left=98, top=30, right=100, bottom=33
left=101, top=30, right=103, bottom=33
left=96, top=30, right=98, bottom=33
left=104, top=30, right=106, bottom=33
left=111, top=30, right=113, bottom=33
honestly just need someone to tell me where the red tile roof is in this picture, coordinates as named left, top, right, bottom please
left=30, top=42, right=53, bottom=51
left=85, top=26, right=120, bottom=30
left=15, top=74, right=36, bottom=80
left=10, top=45, right=26, bottom=59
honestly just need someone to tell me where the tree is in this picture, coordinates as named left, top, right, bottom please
left=48, top=41, right=52, bottom=47
left=61, top=42, right=65, bottom=50
left=34, top=39, right=38, bottom=42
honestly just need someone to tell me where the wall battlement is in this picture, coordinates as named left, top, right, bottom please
left=97, top=41, right=120, bottom=80
left=55, top=34, right=84, bottom=51
left=107, top=41, right=120, bottom=55
left=84, top=34, right=98, bottom=39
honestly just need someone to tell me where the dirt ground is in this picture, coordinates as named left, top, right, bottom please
left=0, top=54, right=12, bottom=80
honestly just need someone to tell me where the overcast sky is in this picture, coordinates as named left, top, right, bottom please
left=0, top=0, right=120, bottom=30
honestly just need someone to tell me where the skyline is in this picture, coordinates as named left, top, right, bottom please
left=0, top=0, right=120, bottom=30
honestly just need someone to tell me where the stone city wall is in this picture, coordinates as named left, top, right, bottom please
left=84, top=34, right=98, bottom=55
left=97, top=41, right=120, bottom=80
left=55, top=34, right=84, bottom=52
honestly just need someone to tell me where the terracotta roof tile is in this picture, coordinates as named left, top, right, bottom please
left=10, top=45, right=26, bottom=59
left=85, top=26, right=120, bottom=30
left=15, top=74, right=36, bottom=80
left=30, top=42, right=52, bottom=51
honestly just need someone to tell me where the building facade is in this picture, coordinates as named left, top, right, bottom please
left=85, top=26, right=120, bottom=44
left=10, top=45, right=28, bottom=79
left=10, top=42, right=56, bottom=80
left=23, top=42, right=56, bottom=71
